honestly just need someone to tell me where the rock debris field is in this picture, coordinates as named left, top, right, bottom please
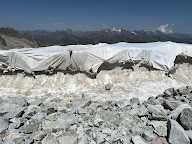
left=0, top=85, right=192, bottom=144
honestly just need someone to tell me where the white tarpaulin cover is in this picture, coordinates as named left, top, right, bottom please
left=0, top=41, right=192, bottom=72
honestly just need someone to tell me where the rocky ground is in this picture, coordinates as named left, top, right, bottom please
left=0, top=86, right=192, bottom=144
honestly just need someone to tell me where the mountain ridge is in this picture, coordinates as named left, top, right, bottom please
left=19, top=28, right=192, bottom=46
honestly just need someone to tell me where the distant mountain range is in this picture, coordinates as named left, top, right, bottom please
left=1, top=27, right=192, bottom=50
left=19, top=28, right=192, bottom=46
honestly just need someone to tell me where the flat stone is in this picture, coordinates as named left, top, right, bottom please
left=57, top=134, right=78, bottom=144
left=168, top=119, right=190, bottom=144
left=115, top=99, right=130, bottom=109
left=132, top=136, right=145, bottom=144
left=147, top=104, right=167, bottom=116
left=162, top=100, right=178, bottom=110
left=180, top=108, right=192, bottom=130
left=52, top=113, right=78, bottom=132
left=149, top=121, right=167, bottom=136
left=77, top=108, right=93, bottom=115
left=3, top=107, right=26, bottom=119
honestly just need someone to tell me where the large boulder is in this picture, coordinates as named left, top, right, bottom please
left=167, top=119, right=190, bottom=144
left=179, top=108, right=192, bottom=130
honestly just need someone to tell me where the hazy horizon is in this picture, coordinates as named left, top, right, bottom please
left=0, top=0, right=192, bottom=34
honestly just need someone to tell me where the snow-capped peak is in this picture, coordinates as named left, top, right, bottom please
left=111, top=28, right=121, bottom=33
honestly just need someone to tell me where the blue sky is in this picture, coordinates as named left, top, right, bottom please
left=0, top=0, right=192, bottom=33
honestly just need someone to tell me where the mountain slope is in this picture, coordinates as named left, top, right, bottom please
left=0, top=28, right=52, bottom=50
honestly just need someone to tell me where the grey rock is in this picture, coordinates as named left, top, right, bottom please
left=71, top=99, right=91, bottom=109
left=23, top=120, right=41, bottom=133
left=30, top=98, right=46, bottom=106
left=30, top=131, right=46, bottom=141
left=177, top=87, right=191, bottom=95
left=31, top=112, right=46, bottom=121
left=41, top=103, right=57, bottom=115
left=164, top=88, right=178, bottom=97
left=24, top=138, right=33, bottom=144
left=185, top=130, right=192, bottom=141
left=9, top=117, right=25, bottom=129
left=0, top=117, right=8, bottom=135
left=105, top=83, right=113, bottom=91
left=52, top=113, right=78, bottom=132
left=147, top=104, right=167, bottom=116
left=142, top=131, right=154, bottom=142
left=77, top=108, right=93, bottom=115
left=137, top=105, right=148, bottom=116
left=180, top=108, right=192, bottom=130
left=115, top=99, right=130, bottom=109
left=89, top=140, right=96, bottom=144
left=93, top=116, right=103, bottom=127
left=2, top=132, right=25, bottom=144
left=162, top=100, right=178, bottom=110
left=170, top=104, right=191, bottom=120
left=10, top=96, right=28, bottom=106
left=22, top=105, right=41, bottom=118
left=42, top=135, right=59, bottom=144
left=168, top=119, right=190, bottom=144
left=96, top=132, right=106, bottom=143
left=57, top=134, right=78, bottom=144
left=42, top=119, right=53, bottom=131
left=3, top=107, right=26, bottom=119
left=130, top=97, right=140, bottom=105
left=102, top=128, right=112, bottom=136
left=0, top=102, right=20, bottom=113
left=0, top=98, right=4, bottom=104
left=131, top=136, right=145, bottom=144
left=149, top=121, right=167, bottom=136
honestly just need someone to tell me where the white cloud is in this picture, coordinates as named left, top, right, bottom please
left=157, top=24, right=173, bottom=34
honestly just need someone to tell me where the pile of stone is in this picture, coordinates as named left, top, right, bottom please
left=0, top=86, right=192, bottom=144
